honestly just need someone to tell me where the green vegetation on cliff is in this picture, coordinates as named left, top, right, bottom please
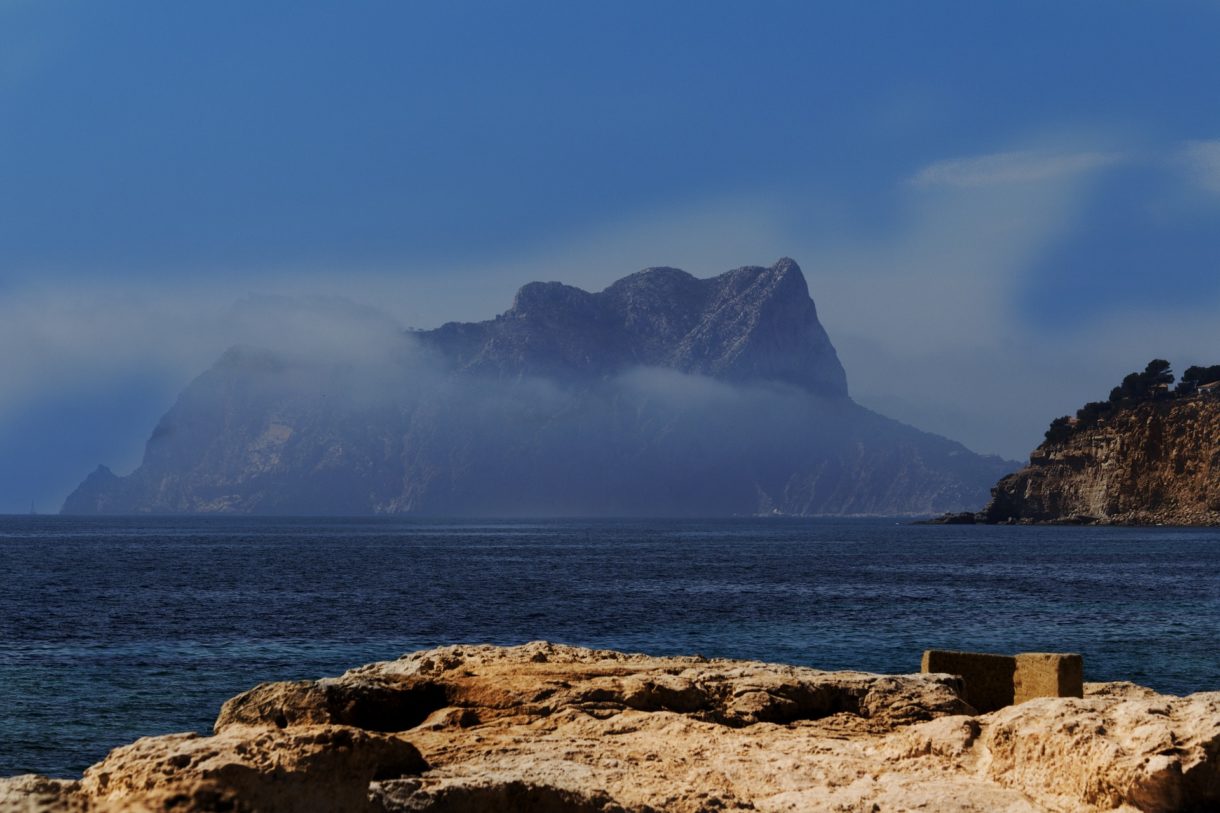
left=982, top=360, right=1220, bottom=525
left=1043, top=359, right=1220, bottom=445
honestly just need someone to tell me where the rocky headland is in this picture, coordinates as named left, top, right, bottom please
left=60, top=259, right=1014, bottom=518
left=5, top=642, right=1220, bottom=812
left=982, top=360, right=1220, bottom=526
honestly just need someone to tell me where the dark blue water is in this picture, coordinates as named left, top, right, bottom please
left=3, top=516, right=1220, bottom=776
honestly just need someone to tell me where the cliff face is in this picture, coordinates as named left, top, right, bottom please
left=986, top=397, right=1220, bottom=525
left=7, top=643, right=1220, bottom=812
left=62, top=259, right=1014, bottom=517
left=418, top=258, right=848, bottom=397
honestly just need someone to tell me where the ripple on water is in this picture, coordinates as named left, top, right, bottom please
left=2, top=515, right=1220, bottom=775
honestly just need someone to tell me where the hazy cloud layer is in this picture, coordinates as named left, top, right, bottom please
left=824, top=139, right=1220, bottom=457
left=5, top=134, right=1220, bottom=510
left=1182, top=140, right=1220, bottom=193
left=909, top=149, right=1126, bottom=188
left=0, top=287, right=416, bottom=432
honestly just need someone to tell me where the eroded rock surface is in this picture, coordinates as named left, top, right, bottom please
left=985, top=397, right=1220, bottom=525
left=6, top=642, right=1220, bottom=812
left=216, top=642, right=971, bottom=733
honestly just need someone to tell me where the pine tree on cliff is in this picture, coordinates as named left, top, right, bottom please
left=1049, top=359, right=1185, bottom=440
left=1178, top=364, right=1220, bottom=395
left=1109, top=359, right=1173, bottom=405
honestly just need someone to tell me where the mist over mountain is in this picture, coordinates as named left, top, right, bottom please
left=63, top=260, right=1014, bottom=516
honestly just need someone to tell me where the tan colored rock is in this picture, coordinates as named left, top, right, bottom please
left=1014, top=652, right=1083, bottom=704
left=981, top=692, right=1220, bottom=813
left=0, top=776, right=90, bottom=813
left=79, top=724, right=425, bottom=812
left=920, top=650, right=1083, bottom=712
left=922, top=649, right=1015, bottom=711
left=1086, top=681, right=1164, bottom=701
left=8, top=643, right=1220, bottom=812
left=986, top=397, right=1220, bottom=525
left=218, top=642, right=972, bottom=733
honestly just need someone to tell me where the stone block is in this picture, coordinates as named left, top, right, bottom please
left=921, top=650, right=1015, bottom=713
left=1013, top=652, right=1083, bottom=703
left=921, top=650, right=1084, bottom=713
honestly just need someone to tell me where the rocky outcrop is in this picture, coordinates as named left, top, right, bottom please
left=61, top=259, right=1015, bottom=517
left=986, top=397, right=1220, bottom=525
left=7, top=643, right=1220, bottom=812
left=420, top=259, right=848, bottom=397
left=81, top=726, right=425, bottom=813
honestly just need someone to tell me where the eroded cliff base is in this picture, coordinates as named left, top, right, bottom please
left=5, top=642, right=1220, bottom=812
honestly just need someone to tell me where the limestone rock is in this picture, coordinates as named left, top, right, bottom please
left=920, top=650, right=1083, bottom=712
left=0, top=776, right=91, bottom=813
left=985, top=397, right=1220, bottom=525
left=981, top=692, right=1220, bottom=812
left=78, top=724, right=424, bottom=812
left=9, top=643, right=1220, bottom=812
left=217, top=642, right=972, bottom=735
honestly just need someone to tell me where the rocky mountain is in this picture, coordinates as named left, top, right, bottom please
left=62, top=259, right=1014, bottom=516
left=985, top=396, right=1220, bottom=525
left=419, top=258, right=847, bottom=396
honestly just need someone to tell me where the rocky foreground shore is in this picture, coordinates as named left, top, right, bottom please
left=4, top=642, right=1220, bottom=812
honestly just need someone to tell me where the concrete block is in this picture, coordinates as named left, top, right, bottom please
left=921, top=650, right=1015, bottom=713
left=1014, top=652, right=1083, bottom=703
left=921, top=649, right=1084, bottom=713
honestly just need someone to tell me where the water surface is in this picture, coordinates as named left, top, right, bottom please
left=3, top=516, right=1219, bottom=776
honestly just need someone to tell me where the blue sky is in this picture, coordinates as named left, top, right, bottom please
left=2, top=1, right=1220, bottom=510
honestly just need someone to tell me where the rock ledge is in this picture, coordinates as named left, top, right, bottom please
left=5, top=642, right=1220, bottom=812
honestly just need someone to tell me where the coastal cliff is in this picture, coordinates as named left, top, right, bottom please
left=985, top=363, right=1220, bottom=525
left=62, top=259, right=1013, bottom=517
left=5, top=643, right=1220, bottom=812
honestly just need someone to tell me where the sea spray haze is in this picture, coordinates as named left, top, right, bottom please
left=63, top=260, right=1014, bottom=516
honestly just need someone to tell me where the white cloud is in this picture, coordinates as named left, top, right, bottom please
left=815, top=140, right=1220, bottom=458
left=1181, top=140, right=1220, bottom=193
left=910, top=149, right=1126, bottom=188
left=807, top=162, right=1104, bottom=457
left=0, top=287, right=410, bottom=425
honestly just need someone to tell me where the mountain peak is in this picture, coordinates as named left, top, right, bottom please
left=605, top=265, right=699, bottom=290
left=60, top=258, right=1014, bottom=517
left=509, top=281, right=597, bottom=319
left=772, top=256, right=801, bottom=273
left=716, top=258, right=808, bottom=298
left=419, top=259, right=847, bottom=396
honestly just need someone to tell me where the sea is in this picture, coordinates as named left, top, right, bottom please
left=3, top=515, right=1219, bottom=777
